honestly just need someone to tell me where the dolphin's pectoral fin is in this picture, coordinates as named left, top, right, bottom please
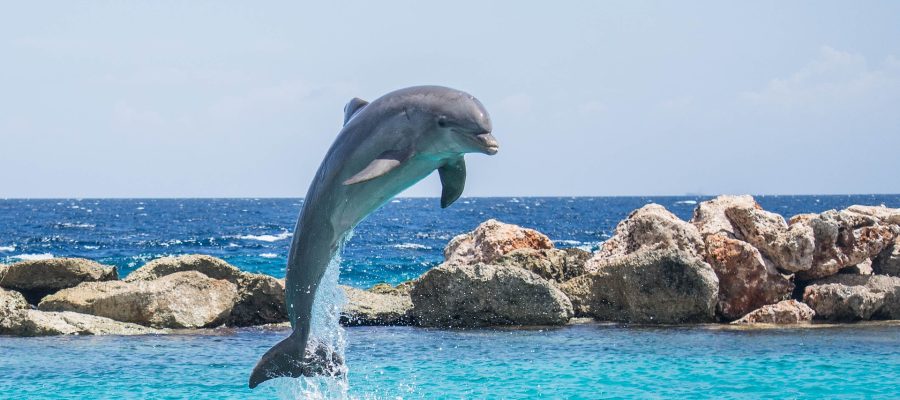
left=343, top=149, right=411, bottom=185
left=343, top=98, right=369, bottom=125
left=438, top=156, right=466, bottom=208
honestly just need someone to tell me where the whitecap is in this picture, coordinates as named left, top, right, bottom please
left=0, top=245, right=15, bottom=252
left=237, top=231, right=292, bottom=242
left=392, top=243, right=430, bottom=250
left=57, top=222, right=96, bottom=229
left=11, top=253, right=54, bottom=261
left=391, top=199, right=401, bottom=203
left=83, top=245, right=100, bottom=250
left=259, top=253, right=279, bottom=259
left=553, top=240, right=582, bottom=246
left=136, top=207, right=145, bottom=210
left=674, top=200, right=698, bottom=205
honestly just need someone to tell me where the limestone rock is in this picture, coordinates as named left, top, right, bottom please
left=1, top=288, right=28, bottom=316
left=704, top=235, right=793, bottom=320
left=494, top=247, right=590, bottom=282
left=726, top=207, right=816, bottom=274
left=731, top=300, right=815, bottom=325
left=0, top=309, right=160, bottom=336
left=845, top=205, right=900, bottom=225
left=792, top=210, right=898, bottom=280
left=341, top=286, right=413, bottom=326
left=802, top=274, right=900, bottom=321
left=873, top=237, right=900, bottom=277
left=126, top=255, right=287, bottom=326
left=444, top=219, right=553, bottom=264
left=39, top=271, right=238, bottom=329
left=595, top=204, right=704, bottom=261
left=368, top=281, right=415, bottom=296
left=0, top=258, right=118, bottom=303
left=560, top=249, right=718, bottom=324
left=690, top=195, right=761, bottom=238
left=411, top=263, right=573, bottom=327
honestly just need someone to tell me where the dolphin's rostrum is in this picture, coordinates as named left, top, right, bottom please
left=249, top=86, right=499, bottom=388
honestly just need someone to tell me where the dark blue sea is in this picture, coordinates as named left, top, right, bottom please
left=2, top=196, right=900, bottom=399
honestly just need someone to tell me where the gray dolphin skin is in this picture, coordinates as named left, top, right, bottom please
left=249, top=85, right=499, bottom=388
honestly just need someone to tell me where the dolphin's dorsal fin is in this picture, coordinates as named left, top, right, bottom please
left=438, top=156, right=466, bottom=208
left=343, top=149, right=411, bottom=185
left=343, top=97, right=369, bottom=125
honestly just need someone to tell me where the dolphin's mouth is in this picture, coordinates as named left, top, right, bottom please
left=475, top=133, right=499, bottom=155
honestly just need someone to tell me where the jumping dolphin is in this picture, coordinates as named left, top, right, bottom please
left=249, top=85, right=499, bottom=388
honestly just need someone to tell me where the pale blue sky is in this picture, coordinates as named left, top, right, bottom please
left=1, top=1, right=898, bottom=198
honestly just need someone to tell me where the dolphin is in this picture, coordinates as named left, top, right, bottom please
left=249, top=85, right=499, bottom=388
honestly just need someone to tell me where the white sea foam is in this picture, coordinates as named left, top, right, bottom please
left=674, top=200, right=698, bottom=205
left=83, top=245, right=100, bottom=250
left=259, top=253, right=279, bottom=258
left=58, top=222, right=96, bottom=229
left=392, top=243, right=430, bottom=250
left=553, top=239, right=582, bottom=246
left=237, top=231, right=292, bottom=242
left=11, top=253, right=54, bottom=261
left=0, top=245, right=15, bottom=252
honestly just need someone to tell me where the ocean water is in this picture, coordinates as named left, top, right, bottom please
left=2, top=195, right=900, bottom=399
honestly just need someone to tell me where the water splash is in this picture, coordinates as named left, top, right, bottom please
left=276, top=235, right=350, bottom=399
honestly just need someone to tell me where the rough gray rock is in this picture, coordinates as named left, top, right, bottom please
left=495, top=247, right=590, bottom=283
left=411, top=263, right=573, bottom=327
left=341, top=286, right=413, bottom=326
left=731, top=300, right=815, bottom=325
left=873, top=237, right=900, bottom=277
left=39, top=271, right=238, bottom=328
left=1, top=288, right=29, bottom=316
left=594, top=204, right=705, bottom=262
left=126, top=255, right=287, bottom=326
left=690, top=195, right=760, bottom=238
left=0, top=258, right=118, bottom=303
left=802, top=274, right=900, bottom=321
left=444, top=219, right=554, bottom=264
left=0, top=309, right=160, bottom=336
left=726, top=207, right=816, bottom=274
left=704, top=235, right=793, bottom=320
left=560, top=249, right=719, bottom=324
left=790, top=210, right=898, bottom=280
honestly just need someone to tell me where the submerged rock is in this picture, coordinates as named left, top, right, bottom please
left=444, top=219, right=554, bottom=264
left=0, top=258, right=118, bottom=304
left=39, top=271, right=238, bottom=329
left=560, top=249, right=718, bottom=324
left=0, top=309, right=160, bottom=336
left=802, top=274, right=900, bottom=321
left=594, top=204, right=704, bottom=261
left=411, top=263, right=573, bottom=327
left=494, top=247, right=590, bottom=282
left=731, top=300, right=815, bottom=325
left=126, top=255, right=287, bottom=326
left=341, top=286, right=413, bottom=326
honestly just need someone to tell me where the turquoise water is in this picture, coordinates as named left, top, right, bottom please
left=2, top=323, right=899, bottom=399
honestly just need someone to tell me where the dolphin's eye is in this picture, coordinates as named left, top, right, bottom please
left=437, top=116, right=449, bottom=128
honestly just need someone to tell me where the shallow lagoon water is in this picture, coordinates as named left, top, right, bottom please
left=2, top=323, right=899, bottom=399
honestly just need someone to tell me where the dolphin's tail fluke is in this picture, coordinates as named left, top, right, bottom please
left=248, top=332, right=307, bottom=389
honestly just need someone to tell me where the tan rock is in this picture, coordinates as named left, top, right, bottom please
left=704, top=235, right=793, bottom=320
left=845, top=205, right=900, bottom=225
left=1, top=288, right=28, bottom=316
left=495, top=247, right=590, bottom=282
left=595, top=204, right=704, bottom=261
left=794, top=210, right=898, bottom=280
left=39, top=271, right=238, bottom=328
left=0, top=258, right=118, bottom=303
left=731, top=300, right=815, bottom=325
left=444, top=219, right=553, bottom=264
left=0, top=309, right=160, bottom=336
left=411, top=263, right=573, bottom=327
left=341, top=286, right=413, bottom=326
left=126, top=255, right=287, bottom=326
left=690, top=195, right=761, bottom=238
left=561, top=249, right=719, bottom=324
left=368, top=281, right=415, bottom=296
left=726, top=206, right=816, bottom=274
left=802, top=274, right=900, bottom=321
